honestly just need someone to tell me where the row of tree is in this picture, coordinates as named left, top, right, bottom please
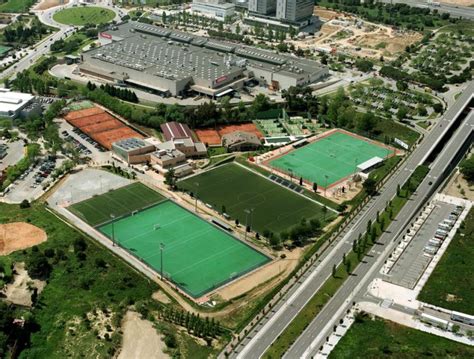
left=158, top=307, right=221, bottom=344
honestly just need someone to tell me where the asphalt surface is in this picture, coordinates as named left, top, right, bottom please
left=230, top=81, right=473, bottom=359
left=1, top=0, right=121, bottom=81
left=285, top=108, right=474, bottom=358
left=386, top=201, right=454, bottom=289
left=378, top=0, right=474, bottom=20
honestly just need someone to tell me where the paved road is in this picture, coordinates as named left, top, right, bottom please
left=230, top=81, right=473, bottom=359
left=292, top=107, right=474, bottom=358
left=1, top=0, right=121, bottom=81
left=378, top=0, right=474, bottom=20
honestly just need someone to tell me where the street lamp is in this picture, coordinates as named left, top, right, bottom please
left=160, top=242, right=165, bottom=280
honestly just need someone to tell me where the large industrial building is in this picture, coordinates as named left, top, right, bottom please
left=0, top=89, right=41, bottom=119
left=79, top=21, right=328, bottom=97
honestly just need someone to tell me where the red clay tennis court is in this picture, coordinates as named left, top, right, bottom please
left=196, top=123, right=263, bottom=146
left=65, top=107, right=143, bottom=149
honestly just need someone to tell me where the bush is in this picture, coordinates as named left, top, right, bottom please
left=20, top=199, right=30, bottom=209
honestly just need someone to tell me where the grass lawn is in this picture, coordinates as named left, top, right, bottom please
left=269, top=131, right=393, bottom=187
left=69, top=182, right=165, bottom=226
left=0, top=0, right=35, bottom=12
left=330, top=314, right=474, bottom=358
left=99, top=200, right=270, bottom=298
left=53, top=7, right=115, bottom=26
left=418, top=208, right=474, bottom=315
left=178, top=163, right=335, bottom=235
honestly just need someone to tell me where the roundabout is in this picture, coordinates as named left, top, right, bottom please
left=52, top=6, right=115, bottom=26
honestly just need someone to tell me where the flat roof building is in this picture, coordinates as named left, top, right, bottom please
left=80, top=22, right=328, bottom=97
left=191, top=0, right=235, bottom=20
left=0, top=89, right=40, bottom=119
left=150, top=148, right=186, bottom=169
left=156, top=138, right=207, bottom=158
left=111, top=137, right=156, bottom=164
left=222, top=131, right=261, bottom=151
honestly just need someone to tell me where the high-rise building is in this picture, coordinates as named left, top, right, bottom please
left=276, top=0, right=313, bottom=23
left=248, top=0, right=277, bottom=15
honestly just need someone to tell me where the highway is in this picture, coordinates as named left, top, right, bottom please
left=0, top=0, right=122, bottom=81
left=286, top=109, right=474, bottom=359
left=377, top=0, right=474, bottom=20
left=230, top=81, right=474, bottom=359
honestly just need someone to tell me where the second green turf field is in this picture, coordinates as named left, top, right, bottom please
left=99, top=200, right=270, bottom=298
left=69, top=183, right=165, bottom=226
left=178, top=163, right=333, bottom=234
left=269, top=131, right=392, bottom=187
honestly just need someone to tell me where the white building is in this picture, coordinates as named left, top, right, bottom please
left=0, top=89, right=40, bottom=119
left=191, top=0, right=235, bottom=21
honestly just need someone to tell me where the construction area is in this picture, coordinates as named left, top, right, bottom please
left=291, top=7, right=422, bottom=59
left=64, top=106, right=143, bottom=150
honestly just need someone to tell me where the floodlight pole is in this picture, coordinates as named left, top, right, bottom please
left=110, top=214, right=116, bottom=246
left=244, top=208, right=254, bottom=241
left=194, top=182, right=199, bottom=213
left=324, top=175, right=329, bottom=197
left=160, top=242, right=165, bottom=280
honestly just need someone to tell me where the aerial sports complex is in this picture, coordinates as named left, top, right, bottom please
left=69, top=183, right=270, bottom=298
left=265, top=129, right=395, bottom=189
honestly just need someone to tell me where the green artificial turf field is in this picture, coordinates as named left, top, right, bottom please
left=53, top=7, right=115, bottom=26
left=69, top=182, right=165, bottom=226
left=99, top=200, right=270, bottom=298
left=178, top=163, right=334, bottom=234
left=269, top=131, right=393, bottom=187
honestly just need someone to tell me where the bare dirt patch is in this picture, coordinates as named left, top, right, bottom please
left=34, top=0, right=69, bottom=11
left=443, top=170, right=474, bottom=201
left=152, top=290, right=172, bottom=304
left=118, top=311, right=169, bottom=359
left=215, top=247, right=303, bottom=301
left=294, top=8, right=422, bottom=59
left=2, top=262, right=46, bottom=307
left=0, top=222, right=47, bottom=255
left=86, top=308, right=116, bottom=340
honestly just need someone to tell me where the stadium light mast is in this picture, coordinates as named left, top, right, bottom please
left=324, top=175, right=329, bottom=197
left=160, top=242, right=165, bottom=280
left=244, top=208, right=254, bottom=241
left=110, top=214, right=116, bottom=246
left=194, top=182, right=199, bottom=213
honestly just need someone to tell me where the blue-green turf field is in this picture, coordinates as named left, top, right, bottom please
left=269, top=131, right=392, bottom=187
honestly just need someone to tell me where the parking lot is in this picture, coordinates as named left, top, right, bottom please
left=57, top=120, right=111, bottom=163
left=385, top=201, right=457, bottom=289
left=2, top=155, right=63, bottom=203
left=0, top=140, right=24, bottom=172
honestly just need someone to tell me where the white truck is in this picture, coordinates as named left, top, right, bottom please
left=427, top=0, right=441, bottom=7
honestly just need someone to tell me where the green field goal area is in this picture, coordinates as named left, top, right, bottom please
left=98, top=200, right=270, bottom=298
left=269, top=131, right=393, bottom=187
left=69, top=183, right=165, bottom=226
left=178, top=163, right=334, bottom=235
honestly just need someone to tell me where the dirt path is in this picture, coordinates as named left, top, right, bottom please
left=0, top=222, right=47, bottom=255
left=118, top=311, right=169, bottom=359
